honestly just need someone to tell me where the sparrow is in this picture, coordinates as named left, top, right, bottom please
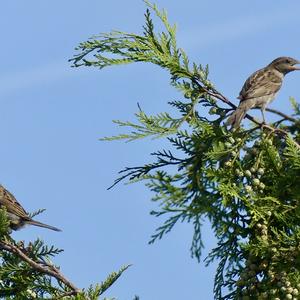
left=226, top=57, right=300, bottom=129
left=0, top=185, right=61, bottom=232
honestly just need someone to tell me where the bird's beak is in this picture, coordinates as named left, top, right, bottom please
left=292, top=60, right=300, bottom=70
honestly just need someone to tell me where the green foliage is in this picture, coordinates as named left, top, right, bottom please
left=0, top=209, right=11, bottom=237
left=71, top=1, right=300, bottom=299
left=75, top=265, right=130, bottom=300
left=0, top=238, right=65, bottom=298
left=0, top=209, right=131, bottom=299
left=0, top=235, right=130, bottom=299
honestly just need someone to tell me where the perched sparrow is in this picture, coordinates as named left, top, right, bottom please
left=226, top=57, right=300, bottom=129
left=0, top=185, right=61, bottom=232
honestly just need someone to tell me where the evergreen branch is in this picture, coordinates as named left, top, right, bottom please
left=284, top=135, right=300, bottom=168
left=0, top=239, right=81, bottom=296
left=101, top=111, right=180, bottom=141
left=290, top=96, right=300, bottom=115
left=148, top=212, right=183, bottom=243
left=190, top=215, right=203, bottom=261
left=70, top=0, right=299, bottom=144
left=98, top=265, right=131, bottom=295
left=71, top=2, right=300, bottom=299
left=108, top=150, right=183, bottom=189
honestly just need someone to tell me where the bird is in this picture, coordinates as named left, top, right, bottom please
left=226, top=57, right=300, bottom=129
left=0, top=185, right=61, bottom=232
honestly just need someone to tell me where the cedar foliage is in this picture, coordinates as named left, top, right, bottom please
left=0, top=205, right=129, bottom=299
left=70, top=1, right=300, bottom=299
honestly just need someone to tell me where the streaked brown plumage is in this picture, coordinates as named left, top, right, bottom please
left=0, top=185, right=60, bottom=232
left=226, top=57, right=300, bottom=129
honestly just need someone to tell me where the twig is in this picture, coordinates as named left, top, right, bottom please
left=191, top=78, right=261, bottom=126
left=265, top=107, right=297, bottom=122
left=0, top=240, right=81, bottom=295
left=272, top=118, right=286, bottom=127
left=262, top=124, right=287, bottom=134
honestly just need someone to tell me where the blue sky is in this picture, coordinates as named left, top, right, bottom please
left=1, top=1, right=300, bottom=299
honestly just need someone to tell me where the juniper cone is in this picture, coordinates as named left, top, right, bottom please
left=0, top=185, right=61, bottom=231
left=226, top=57, right=300, bottom=129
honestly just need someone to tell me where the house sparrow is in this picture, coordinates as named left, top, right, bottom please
left=226, top=57, right=300, bottom=129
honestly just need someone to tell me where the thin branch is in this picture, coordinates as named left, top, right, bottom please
left=191, top=78, right=261, bottom=126
left=108, top=158, right=181, bottom=190
left=262, top=124, right=289, bottom=136
left=0, top=240, right=81, bottom=295
left=261, top=124, right=300, bottom=149
left=265, top=107, right=297, bottom=122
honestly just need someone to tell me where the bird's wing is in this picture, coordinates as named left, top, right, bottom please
left=0, top=185, right=30, bottom=219
left=238, top=68, right=282, bottom=101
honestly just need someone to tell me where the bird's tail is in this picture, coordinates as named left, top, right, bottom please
left=226, top=101, right=253, bottom=129
left=26, top=219, right=61, bottom=231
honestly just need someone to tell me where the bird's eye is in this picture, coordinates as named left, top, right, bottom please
left=286, top=59, right=290, bottom=63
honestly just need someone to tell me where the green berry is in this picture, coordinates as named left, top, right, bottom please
left=257, top=168, right=265, bottom=175
left=293, top=289, right=299, bottom=296
left=229, top=137, right=235, bottom=144
left=245, top=185, right=252, bottom=192
left=252, top=178, right=260, bottom=186
left=259, top=182, right=265, bottom=190
left=245, top=170, right=252, bottom=177
left=184, top=91, right=192, bottom=99
left=224, top=161, right=232, bottom=167
left=209, top=107, right=218, bottom=115
left=231, top=151, right=237, bottom=157
left=235, top=169, right=242, bottom=176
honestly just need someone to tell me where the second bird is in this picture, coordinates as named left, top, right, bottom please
left=0, top=185, right=61, bottom=232
left=226, top=57, right=300, bottom=129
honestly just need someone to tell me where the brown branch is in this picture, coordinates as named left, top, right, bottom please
left=261, top=124, right=288, bottom=135
left=265, top=107, right=297, bottom=122
left=191, top=78, right=261, bottom=126
left=0, top=240, right=81, bottom=295
left=261, top=124, right=300, bottom=149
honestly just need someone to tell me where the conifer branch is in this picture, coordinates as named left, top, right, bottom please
left=71, top=1, right=300, bottom=298
left=0, top=239, right=81, bottom=296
